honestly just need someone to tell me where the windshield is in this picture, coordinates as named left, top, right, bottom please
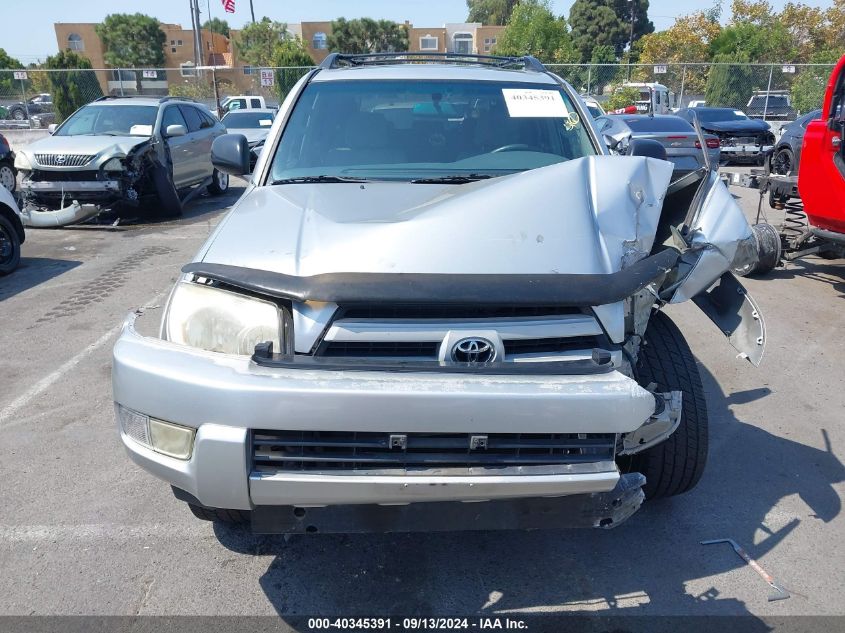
left=269, top=79, right=597, bottom=182
left=750, top=96, right=788, bottom=106
left=693, top=109, right=749, bottom=123
left=222, top=111, right=274, bottom=129
left=56, top=105, right=158, bottom=137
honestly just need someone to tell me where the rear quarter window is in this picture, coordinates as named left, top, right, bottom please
left=179, top=105, right=204, bottom=132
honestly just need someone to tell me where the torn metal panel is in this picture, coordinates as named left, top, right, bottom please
left=692, top=272, right=766, bottom=366
left=620, top=390, right=682, bottom=455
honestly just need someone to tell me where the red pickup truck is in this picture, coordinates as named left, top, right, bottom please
left=798, top=54, right=845, bottom=241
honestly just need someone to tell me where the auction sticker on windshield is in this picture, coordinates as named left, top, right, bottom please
left=502, top=88, right=569, bottom=117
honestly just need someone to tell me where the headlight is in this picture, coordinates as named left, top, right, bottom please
left=14, top=152, right=32, bottom=170
left=164, top=281, right=282, bottom=355
left=117, top=404, right=195, bottom=460
left=103, top=157, right=124, bottom=171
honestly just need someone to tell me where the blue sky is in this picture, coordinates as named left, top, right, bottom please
left=4, top=0, right=837, bottom=62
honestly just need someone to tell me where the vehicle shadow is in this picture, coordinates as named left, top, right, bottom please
left=753, top=257, right=845, bottom=296
left=0, top=256, right=81, bottom=302
left=211, top=362, right=843, bottom=623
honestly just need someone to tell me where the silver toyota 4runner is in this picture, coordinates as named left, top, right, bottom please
left=112, top=54, right=765, bottom=533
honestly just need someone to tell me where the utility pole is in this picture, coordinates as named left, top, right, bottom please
left=250, top=0, right=256, bottom=23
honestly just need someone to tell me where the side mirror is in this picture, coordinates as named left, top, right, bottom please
left=212, top=133, right=250, bottom=176
left=47, top=124, right=57, bottom=134
left=627, top=138, right=668, bottom=162
left=165, top=124, right=187, bottom=137
left=603, top=134, right=622, bottom=152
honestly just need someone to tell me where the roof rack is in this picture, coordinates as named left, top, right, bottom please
left=319, top=52, right=547, bottom=72
left=92, top=95, right=198, bottom=103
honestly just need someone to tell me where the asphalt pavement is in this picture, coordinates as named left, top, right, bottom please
left=0, top=175, right=843, bottom=625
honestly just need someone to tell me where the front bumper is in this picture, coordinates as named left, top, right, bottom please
left=720, top=144, right=773, bottom=160
left=112, top=313, right=656, bottom=512
left=21, top=179, right=120, bottom=193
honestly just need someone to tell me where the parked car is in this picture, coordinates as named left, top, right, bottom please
left=0, top=132, right=17, bottom=193
left=30, top=111, right=56, bottom=129
left=0, top=183, right=25, bottom=274
left=221, top=108, right=276, bottom=171
left=596, top=114, right=720, bottom=177
left=581, top=95, right=605, bottom=118
left=220, top=95, right=271, bottom=115
left=677, top=107, right=775, bottom=164
left=771, top=109, right=822, bottom=176
left=112, top=53, right=763, bottom=533
left=798, top=53, right=845, bottom=244
left=14, top=96, right=228, bottom=227
left=746, top=91, right=796, bottom=121
left=6, top=93, right=52, bottom=121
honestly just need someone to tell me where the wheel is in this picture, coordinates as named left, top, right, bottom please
left=11, top=108, right=26, bottom=121
left=771, top=147, right=794, bottom=176
left=207, top=168, right=229, bottom=195
left=187, top=503, right=250, bottom=524
left=0, top=214, right=22, bottom=275
left=619, top=311, right=708, bottom=499
left=0, top=161, right=16, bottom=193
left=743, top=223, right=781, bottom=276
left=148, top=162, right=182, bottom=218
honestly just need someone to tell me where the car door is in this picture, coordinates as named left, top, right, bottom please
left=161, top=105, right=192, bottom=188
left=799, top=55, right=845, bottom=233
left=179, top=105, right=217, bottom=182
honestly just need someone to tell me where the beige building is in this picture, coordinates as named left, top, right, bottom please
left=408, top=23, right=505, bottom=55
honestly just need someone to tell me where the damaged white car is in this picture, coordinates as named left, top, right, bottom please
left=14, top=96, right=228, bottom=227
left=112, top=54, right=765, bottom=533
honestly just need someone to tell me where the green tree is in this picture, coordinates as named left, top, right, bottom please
left=327, top=18, right=409, bottom=53
left=273, top=38, right=314, bottom=99
left=606, top=85, right=640, bottom=109
left=203, top=17, right=231, bottom=38
left=45, top=51, right=103, bottom=123
left=0, top=49, right=25, bottom=96
left=495, top=0, right=574, bottom=62
left=466, top=0, right=521, bottom=25
left=589, top=44, right=621, bottom=94
left=96, top=13, right=166, bottom=94
left=705, top=53, right=759, bottom=109
left=569, top=0, right=628, bottom=61
left=235, top=17, right=291, bottom=68
left=612, top=0, right=654, bottom=50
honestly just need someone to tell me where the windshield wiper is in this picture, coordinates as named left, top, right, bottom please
left=270, top=175, right=369, bottom=185
left=409, top=174, right=496, bottom=184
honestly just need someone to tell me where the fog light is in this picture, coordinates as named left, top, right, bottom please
left=149, top=418, right=195, bottom=460
left=116, top=404, right=195, bottom=460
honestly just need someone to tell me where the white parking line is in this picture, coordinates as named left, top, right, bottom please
left=0, top=324, right=123, bottom=428
left=0, top=524, right=209, bottom=542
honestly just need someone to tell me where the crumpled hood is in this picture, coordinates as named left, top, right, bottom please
left=701, top=119, right=771, bottom=134
left=21, top=134, right=149, bottom=161
left=199, top=156, right=674, bottom=277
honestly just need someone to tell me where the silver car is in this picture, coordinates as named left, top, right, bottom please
left=15, top=96, right=228, bottom=227
left=220, top=108, right=276, bottom=171
left=113, top=53, right=765, bottom=533
left=597, top=114, right=720, bottom=176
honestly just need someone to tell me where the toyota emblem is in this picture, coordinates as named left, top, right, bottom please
left=451, top=337, right=496, bottom=364
left=55, top=155, right=66, bottom=164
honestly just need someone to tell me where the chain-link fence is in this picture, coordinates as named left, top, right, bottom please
left=0, top=62, right=836, bottom=130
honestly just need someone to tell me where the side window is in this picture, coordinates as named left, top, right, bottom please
left=179, top=105, right=204, bottom=133
left=250, top=98, right=261, bottom=108
left=161, top=106, right=187, bottom=132
left=199, top=110, right=217, bottom=128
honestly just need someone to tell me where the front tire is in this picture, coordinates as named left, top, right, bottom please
left=0, top=214, right=22, bottom=275
left=620, top=311, right=709, bottom=499
left=207, top=169, right=229, bottom=195
left=771, top=147, right=794, bottom=176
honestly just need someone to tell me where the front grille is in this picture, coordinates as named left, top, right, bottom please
left=504, top=336, right=599, bottom=355
left=338, top=305, right=584, bottom=320
left=252, top=430, right=616, bottom=473
left=321, top=341, right=439, bottom=358
left=34, top=153, right=96, bottom=167
left=30, top=169, right=101, bottom=182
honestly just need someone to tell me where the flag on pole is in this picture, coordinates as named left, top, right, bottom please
left=221, top=0, right=235, bottom=13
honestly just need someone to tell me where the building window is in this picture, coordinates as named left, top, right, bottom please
left=177, top=39, right=183, bottom=46
left=170, top=39, right=176, bottom=45
left=180, top=62, right=196, bottom=77
left=171, top=47, right=177, bottom=53
left=419, top=36, right=438, bottom=51
left=67, top=33, right=84, bottom=51
left=243, top=65, right=254, bottom=75
left=312, top=32, right=328, bottom=50
left=483, top=37, right=497, bottom=53
left=453, top=32, right=473, bottom=55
